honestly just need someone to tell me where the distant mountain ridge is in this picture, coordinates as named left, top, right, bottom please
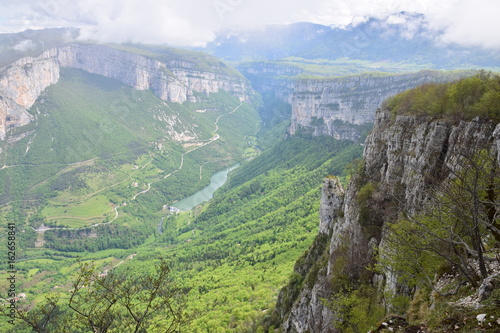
left=197, top=17, right=499, bottom=145
left=0, top=27, right=79, bottom=67
left=200, top=17, right=500, bottom=71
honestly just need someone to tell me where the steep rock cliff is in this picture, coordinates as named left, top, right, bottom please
left=58, top=44, right=250, bottom=104
left=288, top=71, right=473, bottom=141
left=0, top=48, right=60, bottom=139
left=277, top=177, right=346, bottom=332
left=0, top=43, right=251, bottom=140
left=278, top=107, right=500, bottom=332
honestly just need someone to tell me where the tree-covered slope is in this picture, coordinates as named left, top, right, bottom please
left=133, top=135, right=362, bottom=332
left=384, top=71, right=500, bottom=120
left=0, top=67, right=260, bottom=252
left=275, top=75, right=500, bottom=333
left=2, top=135, right=363, bottom=332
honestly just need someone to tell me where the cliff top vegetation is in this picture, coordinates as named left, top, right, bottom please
left=103, top=43, right=244, bottom=78
left=384, top=71, right=500, bottom=121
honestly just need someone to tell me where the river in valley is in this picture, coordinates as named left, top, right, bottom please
left=171, top=164, right=239, bottom=211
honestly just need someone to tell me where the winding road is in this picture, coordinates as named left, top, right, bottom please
left=33, top=101, right=244, bottom=234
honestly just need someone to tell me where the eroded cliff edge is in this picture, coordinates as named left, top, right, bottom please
left=276, top=106, right=500, bottom=332
left=288, top=71, right=472, bottom=141
left=238, top=63, right=474, bottom=143
left=0, top=44, right=251, bottom=140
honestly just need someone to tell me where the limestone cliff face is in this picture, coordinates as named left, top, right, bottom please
left=288, top=71, right=472, bottom=141
left=363, top=111, right=497, bottom=211
left=0, top=43, right=251, bottom=140
left=318, top=177, right=344, bottom=235
left=278, top=108, right=500, bottom=332
left=0, top=49, right=60, bottom=139
left=58, top=44, right=250, bottom=104
left=238, top=65, right=473, bottom=143
left=278, top=178, right=345, bottom=332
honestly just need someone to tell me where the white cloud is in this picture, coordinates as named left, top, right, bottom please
left=0, top=0, right=499, bottom=49
left=12, top=39, right=37, bottom=52
left=386, top=14, right=407, bottom=25
left=429, top=0, right=500, bottom=49
left=76, top=0, right=217, bottom=46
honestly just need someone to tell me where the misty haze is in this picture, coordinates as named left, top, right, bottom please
left=1, top=1, right=499, bottom=332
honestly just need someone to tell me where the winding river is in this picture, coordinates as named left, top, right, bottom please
left=171, top=164, right=239, bottom=211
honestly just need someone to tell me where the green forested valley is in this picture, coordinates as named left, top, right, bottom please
left=0, top=58, right=365, bottom=332
left=1, top=13, right=500, bottom=333
left=0, top=67, right=260, bottom=247
left=1, top=130, right=362, bottom=331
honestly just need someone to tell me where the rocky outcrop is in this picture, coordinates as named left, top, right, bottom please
left=318, top=177, right=344, bottom=235
left=278, top=177, right=345, bottom=333
left=0, top=48, right=60, bottom=139
left=278, top=107, right=500, bottom=332
left=363, top=112, right=497, bottom=211
left=0, top=43, right=251, bottom=140
left=288, top=71, right=473, bottom=141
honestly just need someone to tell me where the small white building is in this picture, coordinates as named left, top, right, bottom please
left=169, top=206, right=181, bottom=214
left=163, top=205, right=181, bottom=213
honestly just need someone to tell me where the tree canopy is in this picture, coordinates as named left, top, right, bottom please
left=385, top=72, right=500, bottom=121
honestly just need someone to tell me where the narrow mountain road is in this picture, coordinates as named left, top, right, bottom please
left=83, top=157, right=154, bottom=200
left=33, top=101, right=243, bottom=233
left=99, top=101, right=243, bottom=225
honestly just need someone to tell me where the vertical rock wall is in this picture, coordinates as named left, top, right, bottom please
left=278, top=108, right=500, bottom=332
left=288, top=71, right=473, bottom=141
left=0, top=49, right=60, bottom=139
left=0, top=44, right=251, bottom=140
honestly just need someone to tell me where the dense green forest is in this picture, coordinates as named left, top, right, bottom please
left=1, top=134, right=363, bottom=332
left=2, top=21, right=500, bottom=333
left=0, top=57, right=366, bottom=332
left=385, top=71, right=500, bottom=120
left=0, top=68, right=260, bottom=252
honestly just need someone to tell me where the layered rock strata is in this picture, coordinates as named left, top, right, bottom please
left=58, top=44, right=250, bottom=104
left=288, top=71, right=473, bottom=141
left=0, top=49, right=60, bottom=139
left=0, top=44, right=251, bottom=140
left=278, top=108, right=500, bottom=332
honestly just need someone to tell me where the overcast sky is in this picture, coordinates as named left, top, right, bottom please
left=0, top=0, right=499, bottom=49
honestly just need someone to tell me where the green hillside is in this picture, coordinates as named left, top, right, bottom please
left=1, top=135, right=362, bottom=332
left=0, top=62, right=364, bottom=333
left=0, top=67, right=260, bottom=250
